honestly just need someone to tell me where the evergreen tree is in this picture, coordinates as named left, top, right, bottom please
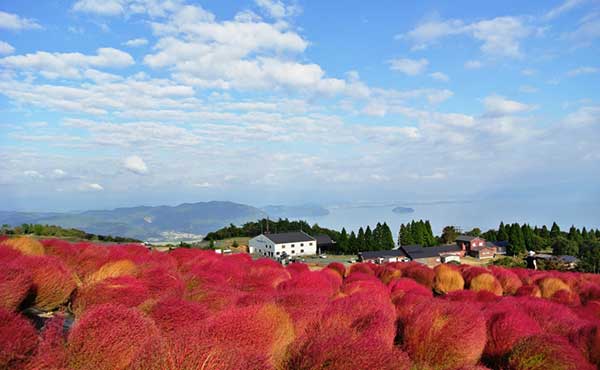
left=348, top=231, right=357, bottom=254
left=373, top=223, right=383, bottom=249
left=521, top=224, right=534, bottom=251
left=381, top=222, right=395, bottom=250
left=582, top=227, right=589, bottom=240
left=550, top=222, right=561, bottom=238
left=540, top=225, right=550, bottom=238
left=441, top=226, right=458, bottom=244
left=508, top=223, right=526, bottom=255
left=364, top=226, right=373, bottom=250
left=497, top=222, right=508, bottom=241
left=552, top=236, right=579, bottom=256
left=338, top=228, right=349, bottom=254
left=425, top=221, right=436, bottom=246
left=568, top=225, right=582, bottom=242
left=357, top=227, right=366, bottom=252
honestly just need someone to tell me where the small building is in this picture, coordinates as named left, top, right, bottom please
left=314, top=234, right=336, bottom=254
left=489, top=241, right=508, bottom=255
left=400, top=244, right=464, bottom=265
left=249, top=231, right=316, bottom=259
left=456, top=235, right=497, bottom=259
left=358, top=249, right=408, bottom=264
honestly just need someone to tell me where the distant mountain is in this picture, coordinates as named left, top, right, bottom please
left=0, top=201, right=266, bottom=242
left=392, top=206, right=415, bottom=214
left=261, top=204, right=330, bottom=218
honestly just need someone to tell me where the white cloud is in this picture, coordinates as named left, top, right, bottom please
left=255, top=0, right=300, bottom=19
left=0, top=11, right=42, bottom=30
left=23, top=170, right=43, bottom=178
left=389, top=58, right=428, bottom=75
left=521, top=68, right=537, bottom=76
left=79, top=183, right=104, bottom=191
left=193, top=181, right=212, bottom=188
left=429, top=71, right=449, bottom=82
left=564, top=12, right=600, bottom=46
left=564, top=105, right=600, bottom=126
left=73, top=0, right=182, bottom=17
left=398, top=16, right=530, bottom=58
left=73, top=0, right=125, bottom=16
left=484, top=95, right=535, bottom=116
left=519, top=85, right=538, bottom=93
left=0, top=48, right=134, bottom=79
left=0, top=41, right=15, bottom=55
left=567, top=66, right=598, bottom=76
left=52, top=169, right=68, bottom=178
left=123, top=155, right=149, bottom=174
left=544, top=0, right=586, bottom=20
left=124, top=38, right=148, bottom=47
left=464, top=60, right=482, bottom=69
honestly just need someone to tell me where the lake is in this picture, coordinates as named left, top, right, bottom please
left=304, top=199, right=600, bottom=240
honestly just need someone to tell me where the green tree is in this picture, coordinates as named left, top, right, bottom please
left=348, top=231, right=357, bottom=254
left=551, top=236, right=579, bottom=256
left=338, top=228, right=349, bottom=254
left=357, top=227, right=366, bottom=252
left=381, top=222, right=395, bottom=250
left=232, top=239, right=239, bottom=248
left=497, top=222, right=508, bottom=241
left=441, top=226, right=458, bottom=244
left=578, top=242, right=600, bottom=273
left=508, top=223, right=526, bottom=255
left=467, top=227, right=481, bottom=237
left=550, top=222, right=561, bottom=238
left=364, top=226, right=373, bottom=250
left=568, top=225, right=582, bottom=243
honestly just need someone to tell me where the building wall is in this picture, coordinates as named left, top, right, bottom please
left=249, top=235, right=316, bottom=259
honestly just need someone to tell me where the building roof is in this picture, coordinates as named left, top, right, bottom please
left=455, top=235, right=479, bottom=242
left=314, top=234, right=335, bottom=245
left=359, top=249, right=407, bottom=260
left=263, top=231, right=315, bottom=244
left=401, top=244, right=462, bottom=259
left=558, top=255, right=579, bottom=263
left=491, top=240, right=509, bottom=247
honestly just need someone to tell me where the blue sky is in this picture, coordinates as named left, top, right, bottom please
left=0, top=0, right=599, bottom=211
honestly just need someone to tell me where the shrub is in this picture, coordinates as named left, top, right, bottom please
left=25, top=315, right=68, bottom=369
left=0, top=263, right=32, bottom=311
left=537, top=277, right=570, bottom=299
left=72, top=276, right=151, bottom=316
left=468, top=273, right=503, bottom=296
left=402, top=300, right=487, bottom=370
left=66, top=304, right=167, bottom=370
left=0, top=236, right=45, bottom=256
left=13, top=255, right=77, bottom=310
left=377, top=265, right=402, bottom=285
left=569, top=324, right=600, bottom=366
left=325, top=262, right=345, bottom=278
left=483, top=309, right=542, bottom=362
left=518, top=297, right=587, bottom=336
left=507, top=334, right=595, bottom=370
left=85, top=259, right=138, bottom=284
left=283, top=321, right=410, bottom=370
left=433, top=264, right=464, bottom=294
left=402, top=263, right=435, bottom=289
left=489, top=266, right=522, bottom=295
left=0, top=309, right=38, bottom=369
left=515, top=285, right=542, bottom=297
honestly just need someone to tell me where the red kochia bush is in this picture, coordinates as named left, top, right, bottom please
left=325, top=262, right=346, bottom=278
left=0, top=263, right=32, bottom=311
left=13, top=255, right=77, bottom=311
left=507, top=334, right=595, bottom=370
left=402, top=300, right=487, bottom=370
left=0, top=309, right=38, bottom=369
left=72, top=276, right=151, bottom=316
left=569, top=324, right=600, bottom=366
left=402, top=263, right=435, bottom=289
left=66, top=304, right=167, bottom=370
left=483, top=309, right=542, bottom=362
left=489, top=266, right=522, bottom=295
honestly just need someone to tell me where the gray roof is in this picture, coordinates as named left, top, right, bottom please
left=359, top=249, right=407, bottom=260
left=401, top=244, right=462, bottom=259
left=314, top=234, right=335, bottom=245
left=455, top=235, right=478, bottom=242
left=263, top=231, right=315, bottom=244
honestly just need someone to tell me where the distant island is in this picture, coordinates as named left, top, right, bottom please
left=392, top=206, right=415, bottom=214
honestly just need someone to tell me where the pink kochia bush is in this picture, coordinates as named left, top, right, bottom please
left=2, top=238, right=600, bottom=369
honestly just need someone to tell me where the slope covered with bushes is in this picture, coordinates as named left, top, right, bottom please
left=1, top=236, right=599, bottom=369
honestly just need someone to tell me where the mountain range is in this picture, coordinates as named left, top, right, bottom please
left=0, top=202, right=330, bottom=242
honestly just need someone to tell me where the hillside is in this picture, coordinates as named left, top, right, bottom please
left=0, top=201, right=266, bottom=242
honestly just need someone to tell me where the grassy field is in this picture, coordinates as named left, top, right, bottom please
left=198, top=236, right=251, bottom=249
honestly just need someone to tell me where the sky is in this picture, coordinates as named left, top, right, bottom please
left=0, top=0, right=599, bottom=211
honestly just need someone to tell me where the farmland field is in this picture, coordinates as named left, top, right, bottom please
left=1, top=236, right=599, bottom=370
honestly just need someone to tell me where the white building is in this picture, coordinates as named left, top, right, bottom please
left=249, top=231, right=317, bottom=259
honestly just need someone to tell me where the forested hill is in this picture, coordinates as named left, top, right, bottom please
left=204, top=218, right=340, bottom=242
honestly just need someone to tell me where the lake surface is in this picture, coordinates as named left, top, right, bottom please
left=304, top=199, right=600, bottom=240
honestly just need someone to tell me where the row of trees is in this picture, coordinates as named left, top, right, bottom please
left=204, top=218, right=341, bottom=244
left=398, top=220, right=436, bottom=246
left=0, top=223, right=141, bottom=243
left=334, top=223, right=395, bottom=254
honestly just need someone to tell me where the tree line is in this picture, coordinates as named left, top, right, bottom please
left=333, top=223, right=395, bottom=254
left=1, top=223, right=141, bottom=243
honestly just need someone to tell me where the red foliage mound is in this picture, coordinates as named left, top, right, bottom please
left=463, top=267, right=503, bottom=296
left=283, top=324, right=411, bottom=370
left=325, top=262, right=346, bottom=278
left=569, top=324, right=600, bottom=366
left=489, top=266, right=522, bottom=295
left=72, top=276, right=151, bottom=316
left=0, top=309, right=38, bottom=369
left=13, top=255, right=77, bottom=311
left=402, top=300, right=487, bottom=370
left=66, top=304, right=167, bottom=370
left=507, top=334, right=595, bottom=370
left=483, top=308, right=542, bottom=361
left=402, top=263, right=435, bottom=289
left=0, top=262, right=32, bottom=311
left=433, top=263, right=464, bottom=294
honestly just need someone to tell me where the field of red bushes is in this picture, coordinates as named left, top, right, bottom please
left=1, top=236, right=600, bottom=370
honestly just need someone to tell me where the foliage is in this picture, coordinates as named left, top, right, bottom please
left=1, top=223, right=140, bottom=243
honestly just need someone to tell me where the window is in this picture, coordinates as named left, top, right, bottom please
left=291, top=244, right=295, bottom=247
left=291, top=250, right=295, bottom=254
left=300, top=243, right=304, bottom=246
left=309, top=242, right=313, bottom=246
left=300, top=249, right=304, bottom=253
left=281, top=245, right=285, bottom=248
left=276, top=252, right=280, bottom=255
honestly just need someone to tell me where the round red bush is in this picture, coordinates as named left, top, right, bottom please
left=507, top=334, right=595, bottom=370
left=0, top=308, right=38, bottom=369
